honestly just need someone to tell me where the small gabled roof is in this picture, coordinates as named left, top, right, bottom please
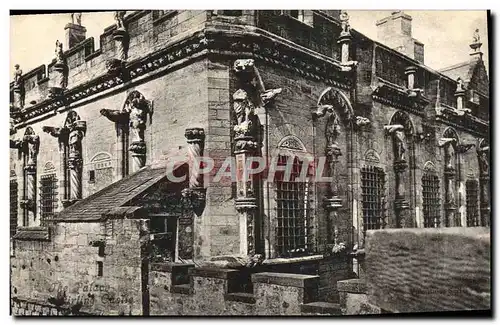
left=439, top=61, right=473, bottom=82
left=55, top=162, right=187, bottom=222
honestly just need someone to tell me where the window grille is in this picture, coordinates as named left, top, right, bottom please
left=39, top=174, right=58, bottom=222
left=422, top=174, right=441, bottom=228
left=466, top=180, right=480, bottom=227
left=274, top=155, right=314, bottom=257
left=361, top=166, right=386, bottom=235
left=10, top=179, right=18, bottom=237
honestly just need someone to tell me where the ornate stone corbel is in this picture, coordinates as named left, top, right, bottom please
left=106, top=11, right=129, bottom=77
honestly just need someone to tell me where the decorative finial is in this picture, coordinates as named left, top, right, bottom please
left=470, top=28, right=482, bottom=53
left=340, top=10, right=350, bottom=35
left=456, top=77, right=465, bottom=92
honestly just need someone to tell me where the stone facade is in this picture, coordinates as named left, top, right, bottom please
left=10, top=10, right=489, bottom=316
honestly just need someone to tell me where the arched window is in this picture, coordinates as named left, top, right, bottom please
left=422, top=162, right=440, bottom=228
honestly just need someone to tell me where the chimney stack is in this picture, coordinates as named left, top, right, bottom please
left=376, top=11, right=424, bottom=64
left=65, top=13, right=87, bottom=49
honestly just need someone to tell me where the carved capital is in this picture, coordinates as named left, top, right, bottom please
left=235, top=197, right=258, bottom=212
left=184, top=127, right=205, bottom=144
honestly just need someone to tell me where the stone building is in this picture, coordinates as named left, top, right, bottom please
left=10, top=10, right=490, bottom=316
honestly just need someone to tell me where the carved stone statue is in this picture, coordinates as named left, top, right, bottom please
left=384, top=124, right=406, bottom=162
left=71, top=13, right=82, bottom=25
left=25, top=135, right=40, bottom=166
left=233, top=89, right=255, bottom=127
left=340, top=10, right=350, bottom=34
left=473, top=28, right=480, bottom=44
left=13, top=64, right=22, bottom=88
left=55, top=40, right=64, bottom=64
left=478, top=148, right=489, bottom=175
left=114, top=11, right=127, bottom=31
left=456, top=77, right=465, bottom=92
left=127, top=92, right=151, bottom=142
left=325, top=112, right=340, bottom=147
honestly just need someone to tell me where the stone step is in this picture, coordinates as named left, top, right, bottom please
left=300, top=301, right=342, bottom=315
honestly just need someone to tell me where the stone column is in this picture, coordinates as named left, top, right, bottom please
left=20, top=133, right=39, bottom=226
left=385, top=125, right=411, bottom=228
left=393, top=160, right=411, bottom=228
left=180, top=128, right=206, bottom=260
left=439, top=139, right=457, bottom=227
left=477, top=146, right=490, bottom=226
left=10, top=138, right=24, bottom=227
left=67, top=120, right=87, bottom=203
left=234, top=136, right=259, bottom=256
left=323, top=143, right=343, bottom=244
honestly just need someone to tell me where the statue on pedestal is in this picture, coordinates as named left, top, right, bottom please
left=473, top=28, right=481, bottom=44
left=340, top=10, right=350, bottom=35
left=13, top=64, right=22, bottom=88
left=114, top=11, right=127, bottom=31
left=55, top=40, right=64, bottom=65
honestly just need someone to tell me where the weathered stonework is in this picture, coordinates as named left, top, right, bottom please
left=10, top=10, right=489, bottom=316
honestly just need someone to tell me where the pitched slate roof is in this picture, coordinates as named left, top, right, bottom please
left=439, top=59, right=477, bottom=83
left=54, top=164, right=181, bottom=222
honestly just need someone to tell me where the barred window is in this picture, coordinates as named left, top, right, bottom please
left=40, top=174, right=58, bottom=221
left=466, top=180, right=480, bottom=227
left=422, top=174, right=441, bottom=228
left=361, top=166, right=386, bottom=235
left=275, top=155, right=314, bottom=257
left=10, top=179, right=18, bottom=237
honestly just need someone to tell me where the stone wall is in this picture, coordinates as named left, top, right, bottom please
left=11, top=218, right=147, bottom=316
left=149, top=265, right=335, bottom=316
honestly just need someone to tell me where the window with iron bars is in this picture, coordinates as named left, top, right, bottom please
left=39, top=174, right=58, bottom=223
left=10, top=179, right=18, bottom=237
left=274, top=155, right=314, bottom=257
left=361, top=166, right=386, bottom=236
left=422, top=174, right=441, bottom=228
left=466, top=180, right=480, bottom=227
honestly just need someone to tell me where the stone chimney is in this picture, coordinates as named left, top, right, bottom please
left=376, top=11, right=424, bottom=64
left=65, top=13, right=87, bottom=49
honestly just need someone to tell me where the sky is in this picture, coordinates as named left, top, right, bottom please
left=9, top=10, right=489, bottom=79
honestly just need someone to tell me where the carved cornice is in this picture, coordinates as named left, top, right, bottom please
left=436, top=106, right=488, bottom=138
left=372, top=78, right=429, bottom=117
left=13, top=27, right=352, bottom=127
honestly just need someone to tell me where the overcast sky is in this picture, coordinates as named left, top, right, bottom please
left=10, top=10, right=489, bottom=79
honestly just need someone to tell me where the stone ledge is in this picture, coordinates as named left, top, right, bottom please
left=151, top=262, right=195, bottom=273
left=300, top=301, right=342, bottom=315
left=12, top=227, right=50, bottom=241
left=189, top=267, right=239, bottom=279
left=262, top=254, right=324, bottom=265
left=337, top=278, right=366, bottom=294
left=251, top=272, right=319, bottom=288
left=224, top=292, right=256, bottom=304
